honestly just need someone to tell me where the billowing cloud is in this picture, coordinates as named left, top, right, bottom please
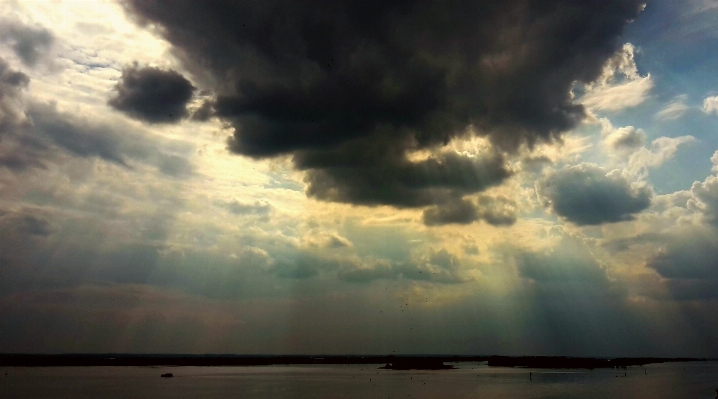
left=580, top=43, right=653, bottom=112
left=477, top=195, right=518, bottom=226
left=592, top=43, right=641, bottom=86
left=108, top=65, right=195, bottom=123
left=422, top=195, right=517, bottom=226
left=338, top=248, right=470, bottom=284
left=703, top=95, right=718, bottom=115
left=539, top=163, right=652, bottom=225
left=0, top=19, right=53, bottom=67
left=604, top=125, right=647, bottom=152
left=122, top=0, right=645, bottom=208
left=599, top=120, right=694, bottom=174
left=689, top=150, right=718, bottom=226
left=628, top=135, right=695, bottom=176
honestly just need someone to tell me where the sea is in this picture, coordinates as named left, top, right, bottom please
left=1, top=361, right=717, bottom=398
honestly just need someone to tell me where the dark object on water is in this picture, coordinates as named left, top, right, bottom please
left=160, top=373, right=173, bottom=378
left=380, top=358, right=454, bottom=370
left=529, top=372, right=532, bottom=380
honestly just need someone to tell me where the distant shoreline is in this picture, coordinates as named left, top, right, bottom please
left=0, top=354, right=708, bottom=369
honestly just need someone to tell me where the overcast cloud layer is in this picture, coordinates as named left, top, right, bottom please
left=2, top=0, right=718, bottom=357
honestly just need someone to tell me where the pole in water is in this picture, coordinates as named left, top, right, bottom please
left=530, top=372, right=532, bottom=381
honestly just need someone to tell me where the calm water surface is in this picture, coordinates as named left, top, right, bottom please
left=1, top=361, right=717, bottom=398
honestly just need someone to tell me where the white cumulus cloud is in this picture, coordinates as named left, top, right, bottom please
left=703, top=95, right=718, bottom=115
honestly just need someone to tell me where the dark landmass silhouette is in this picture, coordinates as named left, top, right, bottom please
left=0, top=354, right=706, bottom=369
left=486, top=356, right=706, bottom=369
left=380, top=357, right=454, bottom=370
left=0, top=354, right=482, bottom=367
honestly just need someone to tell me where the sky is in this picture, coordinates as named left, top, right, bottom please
left=1, top=0, right=718, bottom=357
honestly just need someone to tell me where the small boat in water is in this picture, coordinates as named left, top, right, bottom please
left=161, top=373, right=174, bottom=378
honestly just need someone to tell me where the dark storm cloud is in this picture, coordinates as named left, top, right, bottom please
left=122, top=0, right=645, bottom=207
left=422, top=195, right=517, bottom=226
left=539, top=163, right=652, bottom=225
left=298, top=149, right=510, bottom=207
left=423, top=198, right=479, bottom=226
left=109, top=65, right=195, bottom=124
left=0, top=20, right=53, bottom=67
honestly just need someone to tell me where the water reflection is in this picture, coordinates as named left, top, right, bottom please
left=1, top=361, right=716, bottom=399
